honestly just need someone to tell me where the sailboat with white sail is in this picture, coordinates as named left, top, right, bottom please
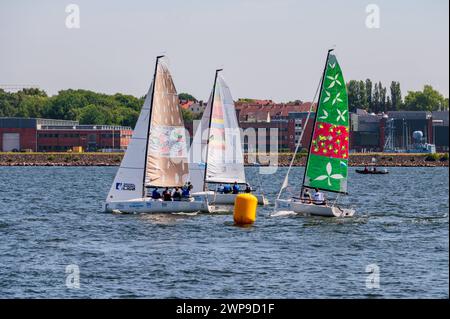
left=189, top=69, right=267, bottom=206
left=275, top=50, right=355, bottom=217
left=103, top=56, right=211, bottom=214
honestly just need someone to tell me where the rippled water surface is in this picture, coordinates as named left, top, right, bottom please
left=0, top=166, right=448, bottom=298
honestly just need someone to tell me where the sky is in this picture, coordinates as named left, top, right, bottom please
left=0, top=0, right=448, bottom=102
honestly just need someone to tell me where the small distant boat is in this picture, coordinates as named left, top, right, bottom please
left=189, top=69, right=268, bottom=207
left=103, top=56, right=211, bottom=214
left=275, top=50, right=355, bottom=217
left=355, top=168, right=388, bottom=175
left=356, top=157, right=388, bottom=174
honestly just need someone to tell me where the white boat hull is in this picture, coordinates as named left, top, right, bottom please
left=192, top=191, right=268, bottom=206
left=275, top=199, right=355, bottom=217
left=104, top=198, right=211, bottom=214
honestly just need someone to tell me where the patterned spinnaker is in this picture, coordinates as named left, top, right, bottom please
left=304, top=54, right=349, bottom=194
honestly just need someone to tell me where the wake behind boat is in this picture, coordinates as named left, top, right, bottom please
left=189, top=69, right=268, bottom=208
left=192, top=191, right=267, bottom=205
left=104, top=56, right=211, bottom=214
left=276, top=199, right=354, bottom=217
left=275, top=50, right=355, bottom=217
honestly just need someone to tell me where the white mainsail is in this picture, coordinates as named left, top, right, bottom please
left=106, top=60, right=188, bottom=202
left=106, top=83, right=153, bottom=202
left=189, top=73, right=246, bottom=193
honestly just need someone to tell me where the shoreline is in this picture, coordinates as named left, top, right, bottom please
left=0, top=152, right=448, bottom=167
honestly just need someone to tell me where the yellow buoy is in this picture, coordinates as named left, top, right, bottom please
left=233, top=193, right=258, bottom=225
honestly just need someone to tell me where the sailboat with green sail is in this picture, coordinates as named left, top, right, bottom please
left=275, top=50, right=355, bottom=217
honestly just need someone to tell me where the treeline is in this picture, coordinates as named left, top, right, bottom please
left=0, top=88, right=143, bottom=127
left=347, top=80, right=448, bottom=113
left=0, top=84, right=448, bottom=129
left=0, top=88, right=201, bottom=128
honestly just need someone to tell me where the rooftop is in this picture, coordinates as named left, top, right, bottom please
left=0, top=117, right=78, bottom=129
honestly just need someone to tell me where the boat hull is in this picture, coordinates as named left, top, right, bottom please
left=355, top=170, right=388, bottom=174
left=275, top=199, right=355, bottom=217
left=192, top=191, right=268, bottom=206
left=104, top=198, right=211, bottom=214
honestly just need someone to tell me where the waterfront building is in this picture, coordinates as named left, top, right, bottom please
left=0, top=117, right=132, bottom=152
left=432, top=111, right=449, bottom=152
left=350, top=110, right=384, bottom=152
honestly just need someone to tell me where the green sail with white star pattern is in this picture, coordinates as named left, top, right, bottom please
left=303, top=54, right=349, bottom=194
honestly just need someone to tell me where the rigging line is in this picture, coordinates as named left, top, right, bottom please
left=275, top=75, right=323, bottom=201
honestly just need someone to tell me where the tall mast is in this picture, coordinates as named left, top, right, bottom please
left=142, top=55, right=164, bottom=197
left=300, top=49, right=334, bottom=193
left=203, top=68, right=223, bottom=191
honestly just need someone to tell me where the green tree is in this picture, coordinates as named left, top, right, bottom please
left=43, top=89, right=88, bottom=120
left=19, top=88, right=48, bottom=97
left=78, top=104, right=112, bottom=125
left=347, top=80, right=360, bottom=112
left=379, top=82, right=387, bottom=113
left=0, top=89, right=18, bottom=117
left=237, top=98, right=256, bottom=103
left=365, top=79, right=373, bottom=111
left=181, top=108, right=194, bottom=122
left=178, top=93, right=197, bottom=102
left=404, top=85, right=448, bottom=111
left=390, top=81, right=402, bottom=111
left=372, top=83, right=380, bottom=113
left=358, top=80, right=368, bottom=110
left=386, top=96, right=392, bottom=111
left=113, top=93, right=143, bottom=112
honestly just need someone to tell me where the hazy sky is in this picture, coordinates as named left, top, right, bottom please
left=1, top=0, right=448, bottom=102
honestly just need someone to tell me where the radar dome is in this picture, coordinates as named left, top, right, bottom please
left=413, top=131, right=423, bottom=141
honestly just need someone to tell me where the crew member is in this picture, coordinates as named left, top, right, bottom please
left=232, top=182, right=240, bottom=194
left=151, top=187, right=161, bottom=200
left=163, top=187, right=172, bottom=201
left=172, top=187, right=181, bottom=201
left=312, top=188, right=326, bottom=205
left=223, top=184, right=232, bottom=194
left=301, top=188, right=312, bottom=204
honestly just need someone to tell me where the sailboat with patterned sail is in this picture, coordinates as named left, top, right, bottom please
left=275, top=50, right=355, bottom=217
left=188, top=69, right=267, bottom=206
left=103, top=56, right=211, bottom=213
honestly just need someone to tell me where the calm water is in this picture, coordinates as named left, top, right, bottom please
left=0, top=166, right=448, bottom=298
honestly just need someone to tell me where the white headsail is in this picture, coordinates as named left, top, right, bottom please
left=105, top=83, right=153, bottom=202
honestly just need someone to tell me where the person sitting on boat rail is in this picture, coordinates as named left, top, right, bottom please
left=301, top=188, right=312, bottom=204
left=223, top=184, right=232, bottom=194
left=173, top=187, right=181, bottom=201
left=163, top=187, right=172, bottom=201
left=182, top=186, right=191, bottom=199
left=313, top=188, right=326, bottom=205
left=232, top=182, right=240, bottom=194
left=151, top=187, right=161, bottom=200
left=244, top=183, right=252, bottom=193
left=183, top=181, right=193, bottom=192
left=217, top=184, right=224, bottom=194
left=363, top=166, right=369, bottom=173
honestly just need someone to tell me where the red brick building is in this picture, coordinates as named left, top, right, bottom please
left=0, top=118, right=132, bottom=152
